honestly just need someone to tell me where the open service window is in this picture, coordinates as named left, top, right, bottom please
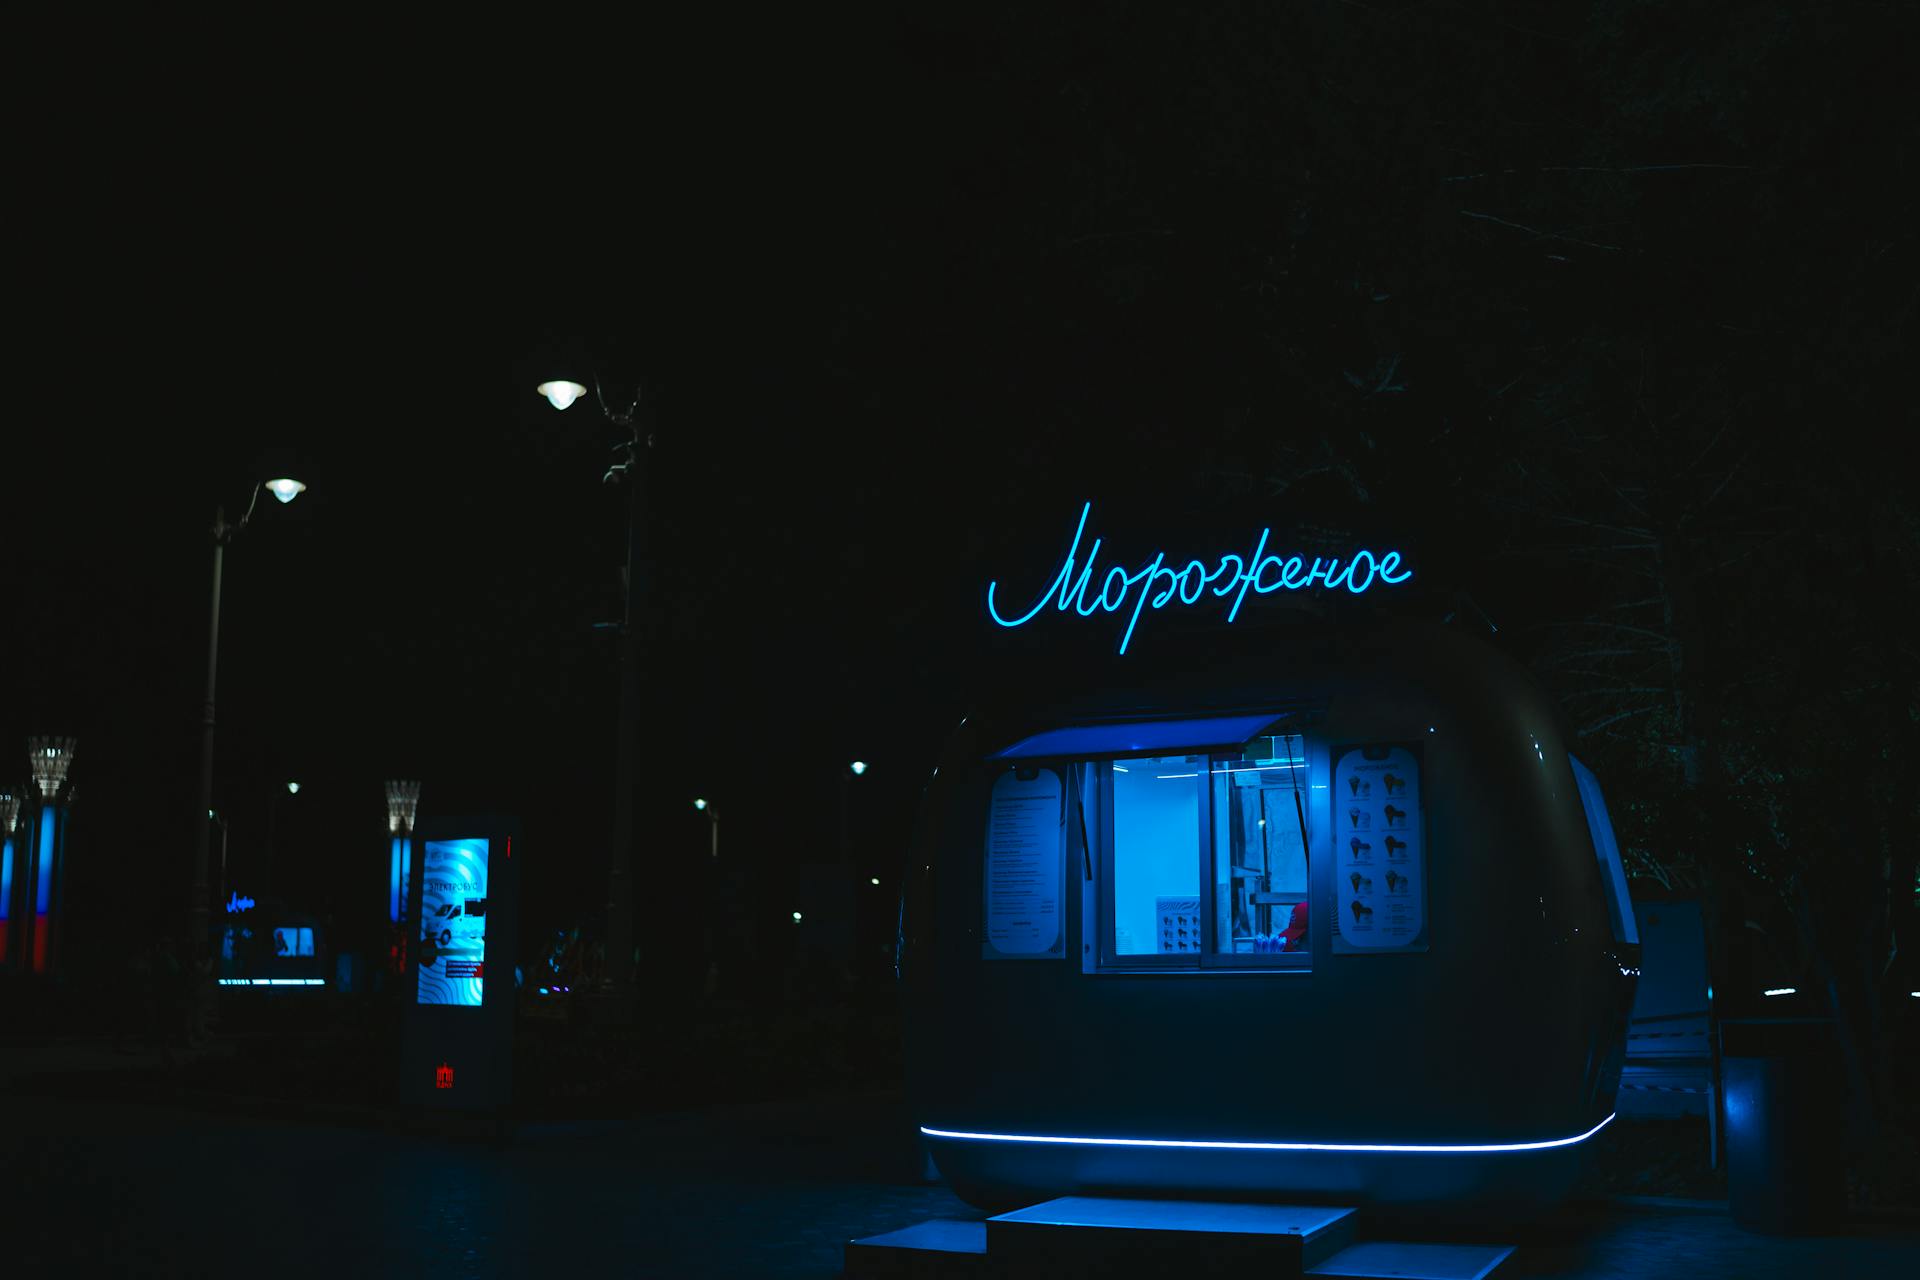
left=990, top=711, right=1322, bottom=971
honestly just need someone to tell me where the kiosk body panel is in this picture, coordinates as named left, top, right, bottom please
left=903, top=625, right=1636, bottom=1210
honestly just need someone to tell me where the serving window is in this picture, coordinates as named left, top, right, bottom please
left=1077, top=715, right=1320, bottom=971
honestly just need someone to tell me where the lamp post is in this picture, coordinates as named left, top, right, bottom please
left=24, top=737, right=77, bottom=974
left=839, top=760, right=867, bottom=869
left=190, top=478, right=305, bottom=985
left=386, top=780, right=421, bottom=926
left=694, top=797, right=718, bottom=861
left=264, top=779, right=301, bottom=900
left=537, top=373, right=650, bottom=1005
left=0, top=791, right=19, bottom=970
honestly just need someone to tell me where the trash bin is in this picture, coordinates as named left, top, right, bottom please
left=1719, top=1017, right=1845, bottom=1233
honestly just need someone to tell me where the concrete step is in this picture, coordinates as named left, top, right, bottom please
left=844, top=1218, right=987, bottom=1279
left=987, top=1196, right=1357, bottom=1276
left=1306, top=1240, right=1515, bottom=1280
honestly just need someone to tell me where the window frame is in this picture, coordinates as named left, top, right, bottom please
left=1069, top=709, right=1320, bottom=973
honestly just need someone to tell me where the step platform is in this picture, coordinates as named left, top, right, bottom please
left=1306, top=1240, right=1516, bottom=1280
left=845, top=1197, right=1515, bottom=1280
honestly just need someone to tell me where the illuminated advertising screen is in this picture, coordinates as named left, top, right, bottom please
left=416, top=837, right=488, bottom=1007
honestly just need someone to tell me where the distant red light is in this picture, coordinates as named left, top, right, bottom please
left=435, top=1062, right=454, bottom=1089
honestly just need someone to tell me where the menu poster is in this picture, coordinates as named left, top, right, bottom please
left=983, top=768, right=1066, bottom=958
left=1331, top=745, right=1428, bottom=953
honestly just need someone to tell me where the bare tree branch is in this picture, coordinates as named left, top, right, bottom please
left=1459, top=210, right=1625, bottom=252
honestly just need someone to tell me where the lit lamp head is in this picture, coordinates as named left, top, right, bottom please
left=693, top=798, right=709, bottom=812
left=849, top=760, right=868, bottom=777
left=385, top=779, right=421, bottom=834
left=286, top=781, right=301, bottom=795
left=263, top=478, right=306, bottom=504
left=537, top=380, right=588, bottom=411
left=29, top=736, right=77, bottom=800
left=0, top=792, right=18, bottom=835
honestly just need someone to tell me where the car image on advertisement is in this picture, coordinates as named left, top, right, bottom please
left=428, top=899, right=487, bottom=948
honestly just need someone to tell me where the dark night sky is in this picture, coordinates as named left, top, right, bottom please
left=9, top=5, right=1907, bottom=980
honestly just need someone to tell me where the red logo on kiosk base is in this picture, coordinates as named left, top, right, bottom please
left=435, top=1062, right=454, bottom=1090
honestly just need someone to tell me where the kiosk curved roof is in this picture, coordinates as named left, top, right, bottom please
left=990, top=712, right=1288, bottom=760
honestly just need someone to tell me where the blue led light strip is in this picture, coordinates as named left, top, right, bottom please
left=921, top=1113, right=1614, bottom=1155
left=986, top=503, right=1412, bottom=654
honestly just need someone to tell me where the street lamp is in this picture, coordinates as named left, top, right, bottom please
left=190, top=477, right=305, bottom=986
left=537, top=371, right=651, bottom=1003
left=694, top=798, right=718, bottom=861
left=536, top=380, right=588, bottom=411
left=838, top=759, right=867, bottom=869
left=22, top=737, right=77, bottom=975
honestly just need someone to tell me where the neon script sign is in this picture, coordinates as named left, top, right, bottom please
left=987, top=503, right=1412, bottom=654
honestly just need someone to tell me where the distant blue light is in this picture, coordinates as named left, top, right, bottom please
left=921, top=1114, right=1614, bottom=1155
left=35, top=807, right=55, bottom=913
left=219, top=977, right=325, bottom=986
left=0, top=836, right=12, bottom=922
left=986, top=503, right=1412, bottom=654
left=389, top=834, right=404, bottom=923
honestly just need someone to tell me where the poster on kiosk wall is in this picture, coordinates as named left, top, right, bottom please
left=1331, top=744, right=1428, bottom=953
left=400, top=816, right=518, bottom=1115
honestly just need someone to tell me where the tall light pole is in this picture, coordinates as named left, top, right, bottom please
left=840, top=760, right=867, bottom=868
left=694, top=797, right=718, bottom=861
left=538, top=374, right=650, bottom=1005
left=0, top=791, right=18, bottom=970
left=25, top=737, right=77, bottom=974
left=190, top=477, right=305, bottom=985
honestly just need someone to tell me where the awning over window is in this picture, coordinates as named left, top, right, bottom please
left=990, top=713, right=1289, bottom=760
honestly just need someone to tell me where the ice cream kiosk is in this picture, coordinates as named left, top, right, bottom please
left=900, top=505, right=1641, bottom=1213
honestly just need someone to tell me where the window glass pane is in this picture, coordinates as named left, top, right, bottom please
left=1213, top=736, right=1311, bottom=955
left=1111, top=756, right=1202, bottom=956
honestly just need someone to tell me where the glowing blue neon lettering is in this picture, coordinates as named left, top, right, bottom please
left=225, top=892, right=255, bottom=914
left=985, top=503, right=1414, bottom=653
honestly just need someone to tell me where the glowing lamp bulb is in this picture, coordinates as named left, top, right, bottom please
left=870, top=877, right=880, bottom=886
left=693, top=798, right=708, bottom=811
left=537, top=380, right=587, bottom=411
left=286, top=782, right=301, bottom=795
left=849, top=760, right=868, bottom=776
left=791, top=911, right=803, bottom=923
left=264, top=478, right=306, bottom=504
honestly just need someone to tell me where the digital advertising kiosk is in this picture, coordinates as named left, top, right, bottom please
left=900, top=506, right=1641, bottom=1214
left=399, top=815, right=520, bottom=1123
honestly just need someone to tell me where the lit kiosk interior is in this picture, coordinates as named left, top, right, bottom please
left=896, top=507, right=1640, bottom=1245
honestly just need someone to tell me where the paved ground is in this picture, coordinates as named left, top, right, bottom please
left=2, top=1080, right=1916, bottom=1278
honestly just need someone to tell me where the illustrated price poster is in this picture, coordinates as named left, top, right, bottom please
left=983, top=769, right=1065, bottom=958
left=1331, top=745, right=1427, bottom=952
